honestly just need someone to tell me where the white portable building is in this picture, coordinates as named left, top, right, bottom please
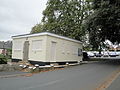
left=12, top=32, right=83, bottom=65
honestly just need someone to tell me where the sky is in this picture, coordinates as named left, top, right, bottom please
left=0, top=0, right=48, bottom=41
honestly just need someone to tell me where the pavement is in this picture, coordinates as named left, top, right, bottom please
left=0, top=60, right=120, bottom=90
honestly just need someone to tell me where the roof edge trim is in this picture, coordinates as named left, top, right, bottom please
left=12, top=32, right=82, bottom=44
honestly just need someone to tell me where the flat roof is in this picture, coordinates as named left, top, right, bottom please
left=12, top=32, right=82, bottom=44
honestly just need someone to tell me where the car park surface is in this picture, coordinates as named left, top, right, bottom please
left=0, top=60, right=120, bottom=90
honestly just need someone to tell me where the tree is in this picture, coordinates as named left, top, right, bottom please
left=31, top=24, right=43, bottom=34
left=31, top=0, right=93, bottom=41
left=85, top=0, right=120, bottom=50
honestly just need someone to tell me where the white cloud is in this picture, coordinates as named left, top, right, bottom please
left=0, top=0, right=48, bottom=41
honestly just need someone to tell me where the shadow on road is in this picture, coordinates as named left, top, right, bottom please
left=91, top=59, right=120, bottom=66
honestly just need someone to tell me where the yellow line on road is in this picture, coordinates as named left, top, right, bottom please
left=96, top=67, right=120, bottom=90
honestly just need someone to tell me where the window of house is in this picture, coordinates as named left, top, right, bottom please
left=13, top=41, right=22, bottom=50
left=32, top=40, right=42, bottom=51
left=72, top=46, right=78, bottom=55
left=78, top=48, right=82, bottom=56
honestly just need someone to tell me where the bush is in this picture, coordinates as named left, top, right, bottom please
left=0, top=54, right=7, bottom=64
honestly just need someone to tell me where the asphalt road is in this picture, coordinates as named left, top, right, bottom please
left=107, top=73, right=120, bottom=90
left=0, top=60, right=120, bottom=90
left=0, top=71, right=27, bottom=76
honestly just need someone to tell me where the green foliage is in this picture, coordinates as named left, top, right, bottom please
left=0, top=54, right=5, bottom=58
left=85, top=0, right=120, bottom=50
left=0, top=54, right=7, bottom=64
left=31, top=0, right=93, bottom=41
left=31, top=24, right=43, bottom=33
left=6, top=48, right=12, bottom=58
left=0, top=48, right=12, bottom=64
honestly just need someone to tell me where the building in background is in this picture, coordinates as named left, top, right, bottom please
left=0, top=41, right=12, bottom=55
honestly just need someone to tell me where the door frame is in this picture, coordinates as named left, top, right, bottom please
left=50, top=41, right=57, bottom=62
left=23, top=41, right=29, bottom=61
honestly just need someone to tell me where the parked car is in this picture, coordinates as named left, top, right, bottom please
left=109, top=52, right=117, bottom=57
left=87, top=52, right=94, bottom=57
left=95, top=53, right=102, bottom=57
left=103, top=52, right=109, bottom=57
left=116, top=51, right=120, bottom=56
left=83, top=52, right=89, bottom=61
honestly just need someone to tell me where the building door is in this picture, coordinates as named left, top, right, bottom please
left=23, top=41, right=29, bottom=61
left=51, top=42, right=56, bottom=62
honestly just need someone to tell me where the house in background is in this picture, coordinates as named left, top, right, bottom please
left=109, top=45, right=120, bottom=51
left=0, top=41, right=12, bottom=55
left=116, top=46, right=120, bottom=51
left=0, top=48, right=7, bottom=55
left=12, top=32, right=83, bottom=65
left=0, top=48, right=4, bottom=54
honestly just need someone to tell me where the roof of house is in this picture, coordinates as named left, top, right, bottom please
left=0, top=41, right=12, bottom=49
left=12, top=32, right=82, bottom=44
